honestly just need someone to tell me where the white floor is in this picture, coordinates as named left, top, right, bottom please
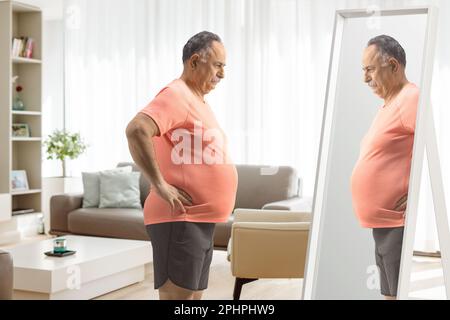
left=96, top=250, right=446, bottom=300
left=409, top=256, right=445, bottom=300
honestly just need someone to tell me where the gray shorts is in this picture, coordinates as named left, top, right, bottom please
left=372, top=227, right=404, bottom=297
left=146, top=221, right=216, bottom=291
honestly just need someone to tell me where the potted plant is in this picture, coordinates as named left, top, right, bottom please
left=44, top=130, right=88, bottom=177
left=42, top=131, right=87, bottom=235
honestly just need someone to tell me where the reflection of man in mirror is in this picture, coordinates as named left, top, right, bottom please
left=351, top=35, right=420, bottom=300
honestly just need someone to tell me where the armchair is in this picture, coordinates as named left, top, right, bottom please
left=228, top=209, right=311, bottom=300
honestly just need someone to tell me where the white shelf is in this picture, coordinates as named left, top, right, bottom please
left=11, top=189, right=41, bottom=196
left=12, top=2, right=40, bottom=13
left=12, top=110, right=41, bottom=116
left=12, top=210, right=42, bottom=217
left=11, top=56, right=41, bottom=64
left=12, top=137, right=42, bottom=142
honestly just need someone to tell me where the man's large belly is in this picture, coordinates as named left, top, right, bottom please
left=351, top=161, right=407, bottom=228
left=144, top=163, right=238, bottom=224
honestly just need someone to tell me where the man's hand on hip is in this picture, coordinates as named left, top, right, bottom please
left=394, top=193, right=408, bottom=212
left=154, top=182, right=193, bottom=214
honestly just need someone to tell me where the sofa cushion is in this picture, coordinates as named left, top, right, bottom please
left=68, top=208, right=149, bottom=241
left=82, top=166, right=132, bottom=208
left=117, top=162, right=150, bottom=206
left=99, top=171, right=142, bottom=209
left=235, top=165, right=300, bottom=209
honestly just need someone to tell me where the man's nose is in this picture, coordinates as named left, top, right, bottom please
left=218, top=69, right=225, bottom=79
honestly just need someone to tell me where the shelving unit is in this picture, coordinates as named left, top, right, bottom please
left=0, top=0, right=42, bottom=241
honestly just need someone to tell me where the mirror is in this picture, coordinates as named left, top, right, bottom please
left=303, top=7, right=438, bottom=300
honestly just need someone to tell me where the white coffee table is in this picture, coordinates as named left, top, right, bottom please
left=6, top=235, right=152, bottom=300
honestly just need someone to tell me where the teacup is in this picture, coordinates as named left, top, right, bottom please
left=53, top=238, right=67, bottom=253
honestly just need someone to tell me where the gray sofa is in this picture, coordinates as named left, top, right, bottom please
left=50, top=163, right=312, bottom=250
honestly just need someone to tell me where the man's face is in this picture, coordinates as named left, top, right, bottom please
left=192, top=41, right=226, bottom=95
left=362, top=45, right=396, bottom=100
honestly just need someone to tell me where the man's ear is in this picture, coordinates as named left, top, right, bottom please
left=389, top=58, right=400, bottom=73
left=190, top=54, right=200, bottom=69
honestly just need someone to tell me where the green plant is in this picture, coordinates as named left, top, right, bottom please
left=44, top=130, right=88, bottom=177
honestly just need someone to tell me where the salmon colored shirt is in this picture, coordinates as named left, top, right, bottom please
left=139, top=79, right=238, bottom=225
left=351, top=83, right=420, bottom=228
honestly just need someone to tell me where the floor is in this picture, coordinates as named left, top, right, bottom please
left=95, top=251, right=446, bottom=300
left=410, top=256, right=446, bottom=300
left=95, top=249, right=304, bottom=300
left=1, top=235, right=446, bottom=300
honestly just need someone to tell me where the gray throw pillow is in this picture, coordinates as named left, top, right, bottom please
left=82, top=166, right=132, bottom=208
left=98, top=171, right=142, bottom=209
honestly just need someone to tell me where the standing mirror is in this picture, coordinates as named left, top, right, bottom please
left=302, top=7, right=439, bottom=300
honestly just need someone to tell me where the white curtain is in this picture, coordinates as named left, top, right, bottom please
left=63, top=0, right=333, bottom=195
left=63, top=0, right=449, bottom=252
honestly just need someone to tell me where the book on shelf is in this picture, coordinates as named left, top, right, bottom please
left=12, top=208, right=35, bottom=216
left=11, top=37, right=34, bottom=59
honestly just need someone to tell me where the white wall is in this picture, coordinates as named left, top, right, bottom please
left=42, top=19, right=64, bottom=177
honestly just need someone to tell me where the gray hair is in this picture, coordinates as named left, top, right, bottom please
left=182, top=31, right=222, bottom=64
left=367, top=35, right=407, bottom=67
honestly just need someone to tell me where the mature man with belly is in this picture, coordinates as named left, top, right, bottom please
left=126, top=31, right=237, bottom=300
left=351, top=35, right=420, bottom=300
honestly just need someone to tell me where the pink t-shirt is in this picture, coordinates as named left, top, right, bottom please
left=138, top=79, right=238, bottom=225
left=351, top=83, right=420, bottom=228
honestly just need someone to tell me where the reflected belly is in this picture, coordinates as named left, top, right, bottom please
left=351, top=162, right=406, bottom=213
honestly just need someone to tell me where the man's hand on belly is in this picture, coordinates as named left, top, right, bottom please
left=394, top=193, right=408, bottom=212
left=154, top=181, right=193, bottom=214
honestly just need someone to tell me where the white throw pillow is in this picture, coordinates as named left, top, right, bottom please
left=99, top=171, right=142, bottom=209
left=81, top=166, right=132, bottom=208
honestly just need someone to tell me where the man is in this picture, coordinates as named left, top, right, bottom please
left=351, top=35, right=420, bottom=300
left=126, top=31, right=238, bottom=300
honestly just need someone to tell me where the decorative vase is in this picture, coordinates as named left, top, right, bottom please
left=12, top=96, right=25, bottom=111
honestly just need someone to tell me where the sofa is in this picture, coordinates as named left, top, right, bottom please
left=0, top=250, right=13, bottom=300
left=50, top=163, right=312, bottom=249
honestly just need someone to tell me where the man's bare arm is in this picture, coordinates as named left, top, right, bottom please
left=126, top=114, right=163, bottom=186
left=125, top=113, right=192, bottom=212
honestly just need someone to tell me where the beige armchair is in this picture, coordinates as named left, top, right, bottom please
left=227, top=209, right=311, bottom=300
